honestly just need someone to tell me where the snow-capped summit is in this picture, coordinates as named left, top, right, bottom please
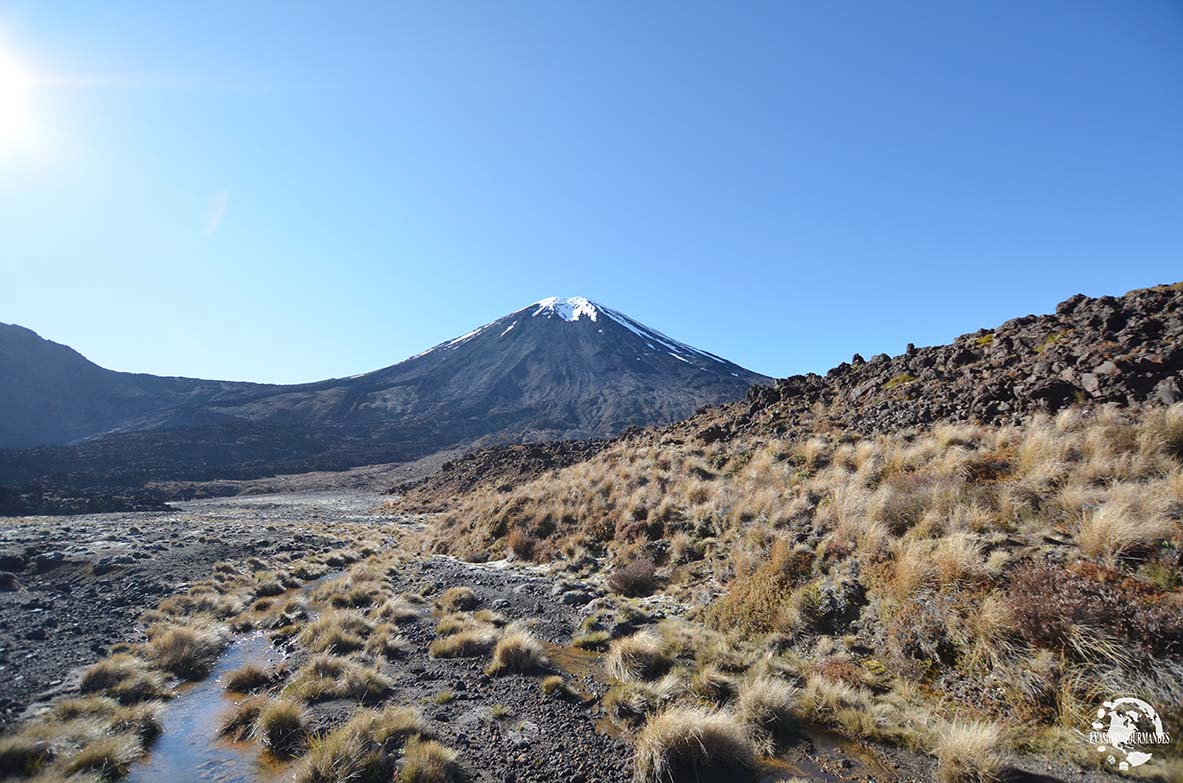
left=532, top=296, right=600, bottom=322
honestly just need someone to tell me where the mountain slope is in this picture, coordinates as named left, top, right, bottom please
left=0, top=323, right=277, bottom=448
left=0, top=297, right=768, bottom=482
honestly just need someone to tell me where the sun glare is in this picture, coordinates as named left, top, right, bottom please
left=0, top=47, right=32, bottom=148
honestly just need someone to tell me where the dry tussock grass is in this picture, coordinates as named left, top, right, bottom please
left=63, top=733, right=142, bottom=778
left=373, top=595, right=424, bottom=624
left=606, top=631, right=672, bottom=681
left=604, top=674, right=688, bottom=728
left=735, top=677, right=799, bottom=753
left=219, top=695, right=267, bottom=740
left=934, top=720, right=1003, bottom=783
left=485, top=623, right=547, bottom=675
left=78, top=654, right=169, bottom=705
left=298, top=610, right=371, bottom=654
left=256, top=698, right=307, bottom=757
left=633, top=706, right=758, bottom=783
left=146, top=621, right=228, bottom=679
left=422, top=403, right=1183, bottom=774
left=283, top=653, right=394, bottom=703
left=223, top=663, right=274, bottom=693
left=435, top=586, right=478, bottom=612
left=398, top=736, right=460, bottom=783
left=428, top=617, right=500, bottom=659
left=295, top=704, right=429, bottom=783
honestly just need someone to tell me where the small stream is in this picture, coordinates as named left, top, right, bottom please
left=126, top=633, right=289, bottom=783
left=124, top=572, right=341, bottom=783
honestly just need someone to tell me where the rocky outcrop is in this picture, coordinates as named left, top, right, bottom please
left=680, top=283, right=1183, bottom=442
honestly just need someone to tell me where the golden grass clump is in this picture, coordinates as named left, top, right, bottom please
left=294, top=726, right=368, bottom=783
left=606, top=632, right=672, bottom=681
left=223, top=663, right=274, bottom=693
left=283, top=654, right=393, bottom=703
left=485, top=623, right=547, bottom=675
left=398, top=736, right=460, bottom=783
left=633, top=706, right=758, bottom=783
left=797, top=675, right=872, bottom=723
left=434, top=612, right=480, bottom=636
left=691, top=666, right=739, bottom=707
left=735, top=677, right=799, bottom=752
left=106, top=704, right=163, bottom=745
left=253, top=572, right=288, bottom=597
left=367, top=624, right=410, bottom=659
left=604, top=674, right=687, bottom=728
left=298, top=610, right=371, bottom=654
left=934, top=720, right=1003, bottom=783
left=219, top=695, right=267, bottom=741
left=428, top=624, right=499, bottom=659
left=78, top=655, right=169, bottom=704
left=312, top=573, right=384, bottom=610
left=295, top=705, right=427, bottom=783
left=435, top=586, right=478, bottom=612
left=1140, top=402, right=1183, bottom=457
left=256, top=698, right=307, bottom=758
left=571, top=630, right=612, bottom=650
left=373, top=595, right=424, bottom=624
left=540, top=675, right=578, bottom=700
left=0, top=732, right=53, bottom=777
left=1077, top=497, right=1175, bottom=563
left=146, top=622, right=227, bottom=679
left=49, top=697, right=162, bottom=743
left=63, top=734, right=143, bottom=779
left=0, top=702, right=163, bottom=781
left=363, top=705, right=427, bottom=747
left=155, top=590, right=243, bottom=620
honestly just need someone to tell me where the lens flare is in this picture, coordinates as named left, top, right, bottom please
left=0, top=47, right=32, bottom=148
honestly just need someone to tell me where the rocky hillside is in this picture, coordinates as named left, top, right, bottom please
left=682, top=282, right=1183, bottom=444
left=0, top=298, right=767, bottom=485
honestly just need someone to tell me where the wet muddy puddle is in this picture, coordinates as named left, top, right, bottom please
left=126, top=632, right=289, bottom=783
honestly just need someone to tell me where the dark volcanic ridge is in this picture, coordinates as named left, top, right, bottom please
left=681, top=282, right=1183, bottom=445
left=0, top=297, right=768, bottom=490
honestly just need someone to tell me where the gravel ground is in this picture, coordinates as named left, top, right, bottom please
left=0, top=492, right=1117, bottom=783
left=373, top=556, right=635, bottom=783
left=0, top=491, right=375, bottom=729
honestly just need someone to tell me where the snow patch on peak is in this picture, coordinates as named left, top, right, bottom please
left=532, top=296, right=599, bottom=322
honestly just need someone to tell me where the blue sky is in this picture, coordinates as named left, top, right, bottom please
left=1, top=2, right=1180, bottom=383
